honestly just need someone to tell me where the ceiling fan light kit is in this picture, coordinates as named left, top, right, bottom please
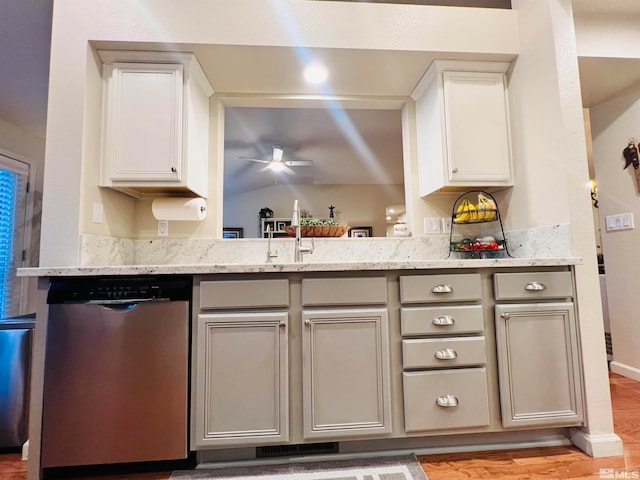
left=238, top=145, right=314, bottom=175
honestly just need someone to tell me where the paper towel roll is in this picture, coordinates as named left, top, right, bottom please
left=152, top=197, right=207, bottom=221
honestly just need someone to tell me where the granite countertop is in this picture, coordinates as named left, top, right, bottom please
left=17, top=257, right=582, bottom=277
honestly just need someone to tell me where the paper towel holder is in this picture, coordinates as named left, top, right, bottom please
left=151, top=197, right=207, bottom=221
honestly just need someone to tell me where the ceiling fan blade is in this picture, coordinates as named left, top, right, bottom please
left=259, top=163, right=297, bottom=175
left=239, top=156, right=270, bottom=164
left=282, top=165, right=296, bottom=175
left=284, top=159, right=314, bottom=167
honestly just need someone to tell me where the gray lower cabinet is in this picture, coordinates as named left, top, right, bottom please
left=194, top=311, right=289, bottom=447
left=301, top=308, right=392, bottom=439
left=494, top=302, right=584, bottom=428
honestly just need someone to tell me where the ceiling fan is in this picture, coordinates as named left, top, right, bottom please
left=238, top=145, right=314, bottom=175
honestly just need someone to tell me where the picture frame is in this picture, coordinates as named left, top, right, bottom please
left=349, top=226, right=373, bottom=238
left=223, top=227, right=244, bottom=239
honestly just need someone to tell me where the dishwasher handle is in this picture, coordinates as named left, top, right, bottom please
left=75, top=298, right=171, bottom=306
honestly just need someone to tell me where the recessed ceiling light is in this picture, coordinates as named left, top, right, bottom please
left=304, top=63, right=328, bottom=84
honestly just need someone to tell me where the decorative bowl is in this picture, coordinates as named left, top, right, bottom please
left=282, top=225, right=350, bottom=237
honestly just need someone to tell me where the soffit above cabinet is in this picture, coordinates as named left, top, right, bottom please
left=91, top=41, right=517, bottom=98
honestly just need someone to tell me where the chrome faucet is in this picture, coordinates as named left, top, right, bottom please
left=266, top=225, right=278, bottom=263
left=292, top=200, right=314, bottom=262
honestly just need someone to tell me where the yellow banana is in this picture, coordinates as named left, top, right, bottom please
left=467, top=202, right=478, bottom=222
left=476, top=200, right=486, bottom=221
left=478, top=194, right=497, bottom=220
left=454, top=199, right=470, bottom=223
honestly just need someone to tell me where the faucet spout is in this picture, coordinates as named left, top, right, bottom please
left=266, top=225, right=278, bottom=263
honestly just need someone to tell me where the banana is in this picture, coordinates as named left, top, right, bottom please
left=476, top=200, right=486, bottom=221
left=478, top=194, right=497, bottom=221
left=466, top=202, right=478, bottom=222
left=453, top=199, right=470, bottom=223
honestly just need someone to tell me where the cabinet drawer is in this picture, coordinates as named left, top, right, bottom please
left=401, top=305, right=484, bottom=336
left=403, top=368, right=490, bottom=432
left=402, top=337, right=486, bottom=369
left=494, top=272, right=573, bottom=301
left=302, top=277, right=387, bottom=306
left=400, top=274, right=481, bottom=304
left=200, top=279, right=289, bottom=309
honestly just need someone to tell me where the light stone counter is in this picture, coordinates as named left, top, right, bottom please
left=18, top=224, right=581, bottom=277
left=17, top=256, right=582, bottom=277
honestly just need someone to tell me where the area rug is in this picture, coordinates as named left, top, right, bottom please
left=170, top=453, right=428, bottom=480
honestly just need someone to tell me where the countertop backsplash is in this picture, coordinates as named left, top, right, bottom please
left=78, top=223, right=572, bottom=267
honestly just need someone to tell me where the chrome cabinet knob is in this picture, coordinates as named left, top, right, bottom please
left=525, top=281, right=546, bottom=291
left=435, top=348, right=457, bottom=360
left=431, top=284, right=453, bottom=294
left=436, top=394, right=458, bottom=407
left=432, top=315, right=455, bottom=326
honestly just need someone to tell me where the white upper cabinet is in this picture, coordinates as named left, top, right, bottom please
left=98, top=51, right=213, bottom=198
left=412, top=60, right=513, bottom=196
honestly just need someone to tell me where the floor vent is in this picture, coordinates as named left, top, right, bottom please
left=256, top=442, right=338, bottom=458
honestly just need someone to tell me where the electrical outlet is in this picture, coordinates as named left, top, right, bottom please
left=442, top=217, right=452, bottom=234
left=157, top=220, right=169, bottom=237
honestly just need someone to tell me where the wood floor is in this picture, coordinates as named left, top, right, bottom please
left=1, top=372, right=637, bottom=480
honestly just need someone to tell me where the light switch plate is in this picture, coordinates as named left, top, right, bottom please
left=423, top=217, right=441, bottom=234
left=92, top=202, right=103, bottom=224
left=605, top=213, right=634, bottom=231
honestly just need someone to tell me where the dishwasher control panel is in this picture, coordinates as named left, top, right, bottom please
left=47, top=276, right=192, bottom=303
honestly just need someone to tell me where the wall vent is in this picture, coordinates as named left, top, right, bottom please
left=256, top=442, right=338, bottom=458
left=605, top=332, right=613, bottom=357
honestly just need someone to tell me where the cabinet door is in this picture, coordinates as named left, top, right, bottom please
left=194, top=312, right=288, bottom=447
left=302, top=308, right=391, bottom=439
left=495, top=303, right=584, bottom=428
left=102, top=63, right=183, bottom=182
left=443, top=71, right=512, bottom=183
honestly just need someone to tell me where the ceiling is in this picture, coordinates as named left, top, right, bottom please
left=3, top=0, right=640, bottom=187
left=223, top=107, right=404, bottom=196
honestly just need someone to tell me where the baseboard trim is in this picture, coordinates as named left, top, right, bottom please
left=196, top=436, right=572, bottom=470
left=609, top=361, right=640, bottom=382
left=570, top=429, right=623, bottom=457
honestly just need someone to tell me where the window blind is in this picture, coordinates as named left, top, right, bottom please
left=0, top=155, right=29, bottom=318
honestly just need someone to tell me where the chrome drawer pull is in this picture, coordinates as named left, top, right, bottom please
left=435, top=348, right=457, bottom=360
left=525, top=281, right=546, bottom=291
left=432, top=315, right=455, bottom=326
left=501, top=313, right=511, bottom=320
left=431, top=284, right=453, bottom=294
left=279, top=321, right=287, bottom=328
left=436, top=394, right=458, bottom=407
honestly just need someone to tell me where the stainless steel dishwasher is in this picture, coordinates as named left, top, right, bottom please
left=41, top=276, right=191, bottom=468
left=0, top=313, right=35, bottom=448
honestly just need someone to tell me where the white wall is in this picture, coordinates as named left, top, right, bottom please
left=590, top=88, right=640, bottom=380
